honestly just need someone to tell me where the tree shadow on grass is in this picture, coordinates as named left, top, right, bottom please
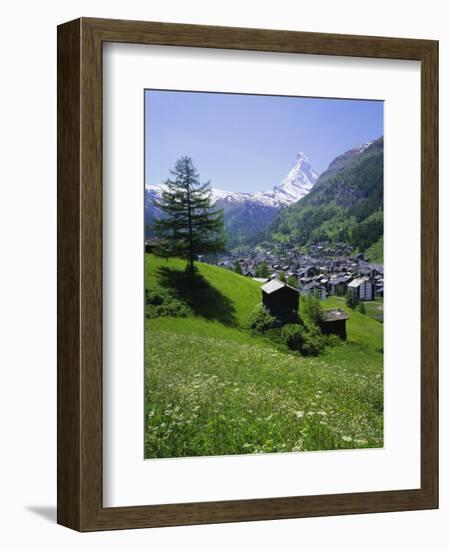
left=157, top=266, right=237, bottom=326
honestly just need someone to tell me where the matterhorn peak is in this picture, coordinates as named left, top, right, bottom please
left=294, top=151, right=310, bottom=163
left=270, top=151, right=319, bottom=205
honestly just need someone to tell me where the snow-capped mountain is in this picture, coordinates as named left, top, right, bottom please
left=254, top=152, right=319, bottom=207
left=258, top=137, right=384, bottom=250
left=145, top=152, right=319, bottom=248
left=147, top=152, right=318, bottom=209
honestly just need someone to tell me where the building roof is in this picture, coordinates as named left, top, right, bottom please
left=301, top=281, right=325, bottom=291
left=348, top=277, right=367, bottom=288
left=320, top=309, right=349, bottom=322
left=261, top=280, right=298, bottom=295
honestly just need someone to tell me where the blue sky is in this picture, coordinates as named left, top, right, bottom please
left=145, top=90, right=383, bottom=193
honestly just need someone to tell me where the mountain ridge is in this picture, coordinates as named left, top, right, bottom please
left=146, top=151, right=319, bottom=209
left=252, top=136, right=384, bottom=254
left=146, top=151, right=319, bottom=248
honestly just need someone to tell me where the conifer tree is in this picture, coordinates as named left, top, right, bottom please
left=346, top=292, right=358, bottom=309
left=234, top=261, right=243, bottom=275
left=255, top=262, right=269, bottom=278
left=152, top=156, right=225, bottom=270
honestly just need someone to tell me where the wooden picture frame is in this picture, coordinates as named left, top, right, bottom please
left=57, top=17, right=438, bottom=531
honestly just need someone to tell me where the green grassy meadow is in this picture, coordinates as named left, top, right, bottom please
left=363, top=298, right=384, bottom=324
left=144, top=254, right=384, bottom=458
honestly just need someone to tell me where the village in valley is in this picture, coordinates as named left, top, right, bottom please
left=209, top=242, right=383, bottom=301
left=145, top=232, right=385, bottom=331
left=145, top=232, right=385, bottom=344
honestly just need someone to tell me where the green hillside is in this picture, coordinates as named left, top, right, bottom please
left=145, top=254, right=383, bottom=458
left=366, top=236, right=384, bottom=263
left=219, top=201, right=278, bottom=250
left=254, top=137, right=384, bottom=252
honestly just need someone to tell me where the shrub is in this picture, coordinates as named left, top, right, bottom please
left=323, top=334, right=343, bottom=347
left=358, top=301, right=366, bottom=314
left=302, top=295, right=321, bottom=325
left=263, top=328, right=285, bottom=345
left=255, top=262, right=269, bottom=278
left=245, top=304, right=275, bottom=333
left=281, top=323, right=325, bottom=356
left=145, top=286, right=192, bottom=318
left=302, top=325, right=326, bottom=356
left=346, top=292, right=358, bottom=309
left=281, top=323, right=305, bottom=351
left=301, top=334, right=325, bottom=356
left=145, top=286, right=171, bottom=306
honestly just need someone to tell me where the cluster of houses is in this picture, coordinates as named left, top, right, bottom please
left=212, top=242, right=384, bottom=302
left=299, top=266, right=383, bottom=302
left=253, top=241, right=384, bottom=340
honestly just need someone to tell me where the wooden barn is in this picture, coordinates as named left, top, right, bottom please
left=347, top=277, right=376, bottom=301
left=261, top=280, right=299, bottom=324
left=319, top=309, right=349, bottom=340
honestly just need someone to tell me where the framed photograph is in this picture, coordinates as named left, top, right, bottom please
left=57, top=17, right=438, bottom=531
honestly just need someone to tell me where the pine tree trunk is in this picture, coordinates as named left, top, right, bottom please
left=186, top=179, right=194, bottom=271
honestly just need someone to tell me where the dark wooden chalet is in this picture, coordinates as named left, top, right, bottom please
left=261, top=280, right=299, bottom=324
left=319, top=309, right=349, bottom=340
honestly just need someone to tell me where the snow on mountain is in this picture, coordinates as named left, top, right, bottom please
left=216, top=152, right=319, bottom=207
left=275, top=152, right=319, bottom=202
left=352, top=140, right=375, bottom=155
left=146, top=152, right=319, bottom=208
left=255, top=152, right=319, bottom=207
left=145, top=183, right=165, bottom=195
left=146, top=184, right=253, bottom=205
left=211, top=188, right=252, bottom=203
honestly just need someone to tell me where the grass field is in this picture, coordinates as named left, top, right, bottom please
left=144, top=254, right=383, bottom=458
left=364, top=298, right=384, bottom=323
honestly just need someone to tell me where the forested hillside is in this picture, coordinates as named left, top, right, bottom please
left=253, top=137, right=384, bottom=255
